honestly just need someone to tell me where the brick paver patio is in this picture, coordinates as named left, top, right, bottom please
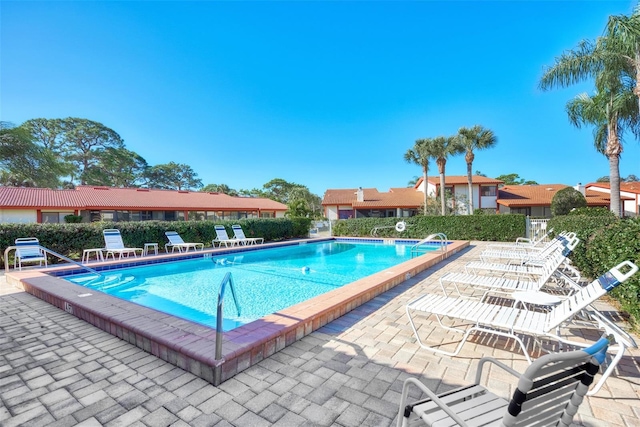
left=1, top=242, right=639, bottom=426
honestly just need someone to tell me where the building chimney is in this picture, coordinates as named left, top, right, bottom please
left=574, top=182, right=585, bottom=195
left=356, top=187, right=364, bottom=202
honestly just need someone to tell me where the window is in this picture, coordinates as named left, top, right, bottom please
left=511, top=207, right=531, bottom=216
left=101, top=211, right=115, bottom=221
left=481, top=186, right=497, bottom=196
left=116, top=211, right=130, bottom=222
left=189, top=211, right=206, bottom=221
left=42, top=212, right=69, bottom=223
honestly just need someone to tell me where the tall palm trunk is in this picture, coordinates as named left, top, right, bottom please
left=465, top=151, right=474, bottom=214
left=437, top=159, right=446, bottom=216
left=635, top=46, right=640, bottom=111
left=422, top=167, right=428, bottom=215
left=606, top=119, right=623, bottom=216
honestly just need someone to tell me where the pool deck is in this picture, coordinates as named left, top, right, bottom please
left=1, top=241, right=639, bottom=426
left=3, top=238, right=469, bottom=386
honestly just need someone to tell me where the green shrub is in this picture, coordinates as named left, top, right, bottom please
left=547, top=214, right=618, bottom=276
left=331, top=214, right=526, bottom=241
left=551, top=187, right=587, bottom=216
left=0, top=218, right=312, bottom=268
left=568, top=207, right=615, bottom=217
left=584, top=218, right=640, bottom=325
left=64, top=214, right=83, bottom=223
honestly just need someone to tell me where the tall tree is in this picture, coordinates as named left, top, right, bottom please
left=21, top=118, right=66, bottom=153
left=565, top=87, right=639, bottom=216
left=62, top=118, right=125, bottom=184
left=457, top=125, right=498, bottom=214
left=404, top=138, right=434, bottom=215
left=201, top=183, right=239, bottom=196
left=495, top=173, right=538, bottom=185
left=83, top=147, right=148, bottom=187
left=430, top=136, right=464, bottom=216
left=143, top=162, right=203, bottom=190
left=539, top=9, right=640, bottom=216
left=0, top=125, right=68, bottom=188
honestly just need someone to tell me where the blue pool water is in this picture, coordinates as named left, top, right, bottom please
left=66, top=240, right=438, bottom=330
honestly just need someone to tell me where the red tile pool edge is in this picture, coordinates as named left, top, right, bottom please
left=5, top=239, right=469, bottom=385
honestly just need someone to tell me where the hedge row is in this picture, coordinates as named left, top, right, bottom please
left=548, top=215, right=640, bottom=326
left=331, top=214, right=527, bottom=241
left=0, top=218, right=312, bottom=268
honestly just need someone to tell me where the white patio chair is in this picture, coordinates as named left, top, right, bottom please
left=480, top=231, right=576, bottom=263
left=483, top=227, right=556, bottom=251
left=102, top=229, right=143, bottom=260
left=164, top=231, right=204, bottom=253
left=212, top=225, right=239, bottom=248
left=406, top=260, right=639, bottom=396
left=397, top=335, right=612, bottom=427
left=439, top=252, right=580, bottom=300
left=464, top=236, right=580, bottom=281
left=14, top=237, right=48, bottom=270
left=231, top=224, right=264, bottom=245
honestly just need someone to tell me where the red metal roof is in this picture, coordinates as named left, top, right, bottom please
left=0, top=186, right=288, bottom=211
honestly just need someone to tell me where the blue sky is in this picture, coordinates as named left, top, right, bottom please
left=2, top=1, right=640, bottom=197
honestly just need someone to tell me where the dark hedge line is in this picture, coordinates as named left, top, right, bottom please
left=331, top=214, right=526, bottom=241
left=548, top=215, right=640, bottom=327
left=0, top=218, right=311, bottom=268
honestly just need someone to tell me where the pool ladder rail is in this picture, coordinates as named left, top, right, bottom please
left=410, top=233, right=448, bottom=258
left=215, top=272, right=241, bottom=384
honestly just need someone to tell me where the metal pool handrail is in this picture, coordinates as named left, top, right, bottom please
left=410, top=233, right=448, bottom=258
left=215, top=272, right=241, bottom=384
left=4, top=244, right=102, bottom=277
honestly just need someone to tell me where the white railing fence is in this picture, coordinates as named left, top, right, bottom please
left=526, top=217, right=552, bottom=240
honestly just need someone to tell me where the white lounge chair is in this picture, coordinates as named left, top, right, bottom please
left=464, top=236, right=580, bottom=281
left=406, top=260, right=639, bottom=396
left=440, top=253, right=579, bottom=300
left=231, top=224, right=264, bottom=245
left=487, top=228, right=553, bottom=254
left=212, top=225, right=239, bottom=248
left=484, top=227, right=556, bottom=251
left=102, top=229, right=143, bottom=260
left=164, top=231, right=204, bottom=253
left=397, top=335, right=612, bottom=427
left=480, top=231, right=576, bottom=263
left=14, top=237, right=48, bottom=270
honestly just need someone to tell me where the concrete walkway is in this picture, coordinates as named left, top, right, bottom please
left=1, top=242, right=639, bottom=426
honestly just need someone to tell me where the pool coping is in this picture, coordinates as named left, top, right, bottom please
left=5, top=237, right=469, bottom=385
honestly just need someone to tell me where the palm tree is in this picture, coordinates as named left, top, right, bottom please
left=404, top=139, right=434, bottom=215
left=457, top=125, right=498, bottom=214
left=566, top=86, right=639, bottom=216
left=539, top=9, right=640, bottom=216
left=430, top=136, right=464, bottom=216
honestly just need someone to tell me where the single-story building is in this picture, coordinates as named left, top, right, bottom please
left=322, top=175, right=503, bottom=220
left=585, top=181, right=640, bottom=217
left=0, top=186, right=289, bottom=224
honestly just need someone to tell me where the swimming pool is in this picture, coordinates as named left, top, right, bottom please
left=64, top=240, right=439, bottom=331
left=9, top=237, right=469, bottom=384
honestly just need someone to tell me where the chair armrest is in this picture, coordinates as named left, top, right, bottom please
left=474, top=357, right=521, bottom=384
left=397, top=377, right=469, bottom=427
left=515, top=237, right=533, bottom=246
